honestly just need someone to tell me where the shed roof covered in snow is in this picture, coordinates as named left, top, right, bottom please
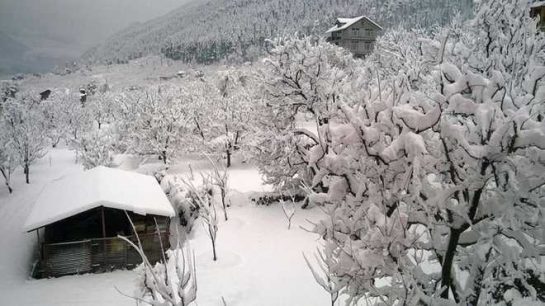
left=24, top=166, right=175, bottom=232
left=532, top=1, right=545, bottom=8
left=326, top=15, right=382, bottom=33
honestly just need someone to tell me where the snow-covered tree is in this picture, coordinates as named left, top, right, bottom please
left=41, top=89, right=78, bottom=147
left=259, top=1, right=545, bottom=304
left=2, top=92, right=49, bottom=184
left=209, top=69, right=254, bottom=167
left=253, top=35, right=359, bottom=199
left=117, top=86, right=191, bottom=164
left=0, top=119, right=18, bottom=193
left=208, top=157, right=230, bottom=221
left=301, top=3, right=544, bottom=306
left=86, top=90, right=116, bottom=130
left=186, top=70, right=255, bottom=167
left=71, top=128, right=115, bottom=170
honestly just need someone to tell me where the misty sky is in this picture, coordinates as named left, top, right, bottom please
left=0, top=0, right=189, bottom=75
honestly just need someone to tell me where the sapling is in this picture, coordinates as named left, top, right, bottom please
left=117, top=212, right=197, bottom=306
left=280, top=193, right=296, bottom=230
left=180, top=174, right=219, bottom=261
left=207, top=155, right=229, bottom=221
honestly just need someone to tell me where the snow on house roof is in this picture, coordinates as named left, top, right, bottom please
left=532, top=1, right=545, bottom=8
left=326, top=15, right=382, bottom=33
left=24, top=166, right=175, bottom=232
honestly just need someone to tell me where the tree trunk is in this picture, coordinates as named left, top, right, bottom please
left=162, top=151, right=167, bottom=165
left=24, top=162, right=30, bottom=184
left=226, top=149, right=231, bottom=168
left=0, top=168, right=12, bottom=193
left=211, top=238, right=217, bottom=261
left=221, top=189, right=228, bottom=221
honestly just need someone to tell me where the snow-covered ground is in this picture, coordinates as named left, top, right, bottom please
left=0, top=149, right=329, bottom=305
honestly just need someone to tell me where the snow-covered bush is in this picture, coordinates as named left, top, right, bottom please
left=119, top=217, right=197, bottom=306
left=161, top=175, right=201, bottom=233
left=179, top=175, right=219, bottom=261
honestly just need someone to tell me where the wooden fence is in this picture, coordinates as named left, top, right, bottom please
left=38, top=232, right=169, bottom=278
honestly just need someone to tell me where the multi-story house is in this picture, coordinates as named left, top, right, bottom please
left=531, top=1, right=545, bottom=31
left=326, top=16, right=382, bottom=58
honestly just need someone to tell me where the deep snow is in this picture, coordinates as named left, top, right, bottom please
left=0, top=148, right=330, bottom=305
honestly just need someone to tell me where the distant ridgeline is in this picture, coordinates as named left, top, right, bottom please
left=81, top=0, right=473, bottom=65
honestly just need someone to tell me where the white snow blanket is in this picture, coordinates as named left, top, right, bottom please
left=24, top=166, right=174, bottom=231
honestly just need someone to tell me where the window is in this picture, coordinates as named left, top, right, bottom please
left=366, top=29, right=373, bottom=37
left=352, top=41, right=359, bottom=50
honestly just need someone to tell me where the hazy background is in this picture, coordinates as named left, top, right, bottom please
left=0, top=0, right=189, bottom=78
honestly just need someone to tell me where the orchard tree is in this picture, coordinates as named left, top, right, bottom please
left=209, top=69, right=254, bottom=167
left=2, top=92, right=49, bottom=184
left=0, top=119, right=18, bottom=193
left=41, top=89, right=79, bottom=147
left=117, top=86, right=191, bottom=164
left=253, top=35, right=359, bottom=197
left=294, top=0, right=545, bottom=304
left=72, top=128, right=115, bottom=170
left=87, top=90, right=116, bottom=130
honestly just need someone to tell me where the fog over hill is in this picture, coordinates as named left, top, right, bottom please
left=0, top=0, right=189, bottom=78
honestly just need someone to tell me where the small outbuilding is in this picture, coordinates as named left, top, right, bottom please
left=24, top=166, right=175, bottom=278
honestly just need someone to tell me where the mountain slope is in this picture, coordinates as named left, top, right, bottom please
left=0, top=31, right=30, bottom=77
left=82, top=0, right=473, bottom=65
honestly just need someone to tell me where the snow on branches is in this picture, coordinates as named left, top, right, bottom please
left=258, top=1, right=545, bottom=304
left=117, top=85, right=192, bottom=165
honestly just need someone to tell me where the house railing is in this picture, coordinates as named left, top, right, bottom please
left=39, top=232, right=169, bottom=278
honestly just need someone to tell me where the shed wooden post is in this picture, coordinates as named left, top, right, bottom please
left=101, top=207, right=106, bottom=238
left=36, top=229, right=41, bottom=259
left=101, top=207, right=107, bottom=269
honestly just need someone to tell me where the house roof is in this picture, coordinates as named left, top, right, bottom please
left=24, top=166, right=175, bottom=232
left=532, top=1, right=545, bottom=8
left=326, top=15, right=383, bottom=34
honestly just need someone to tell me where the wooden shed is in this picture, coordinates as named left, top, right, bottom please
left=24, top=166, right=176, bottom=278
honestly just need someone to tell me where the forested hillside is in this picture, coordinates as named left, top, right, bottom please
left=81, top=0, right=473, bottom=65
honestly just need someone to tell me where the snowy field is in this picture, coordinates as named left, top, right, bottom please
left=0, top=148, right=330, bottom=306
